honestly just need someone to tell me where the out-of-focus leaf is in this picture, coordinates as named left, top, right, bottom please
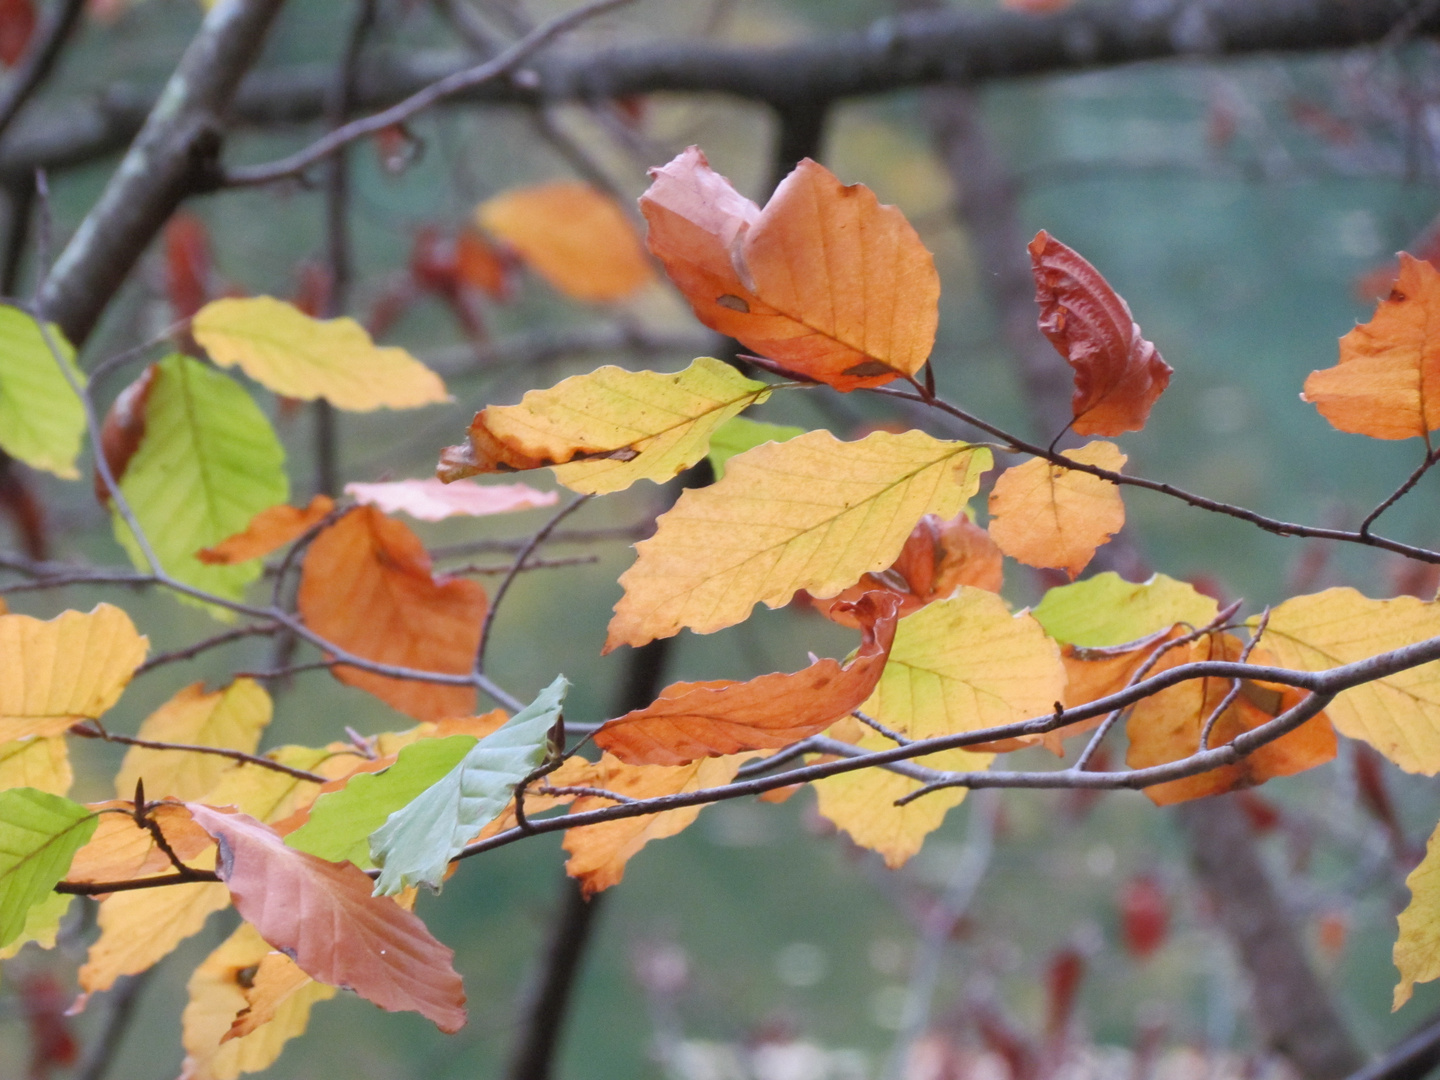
left=705, top=416, right=806, bottom=479
left=0, top=788, right=94, bottom=947
left=0, top=736, right=70, bottom=795
left=346, top=478, right=556, bottom=520
left=1395, top=819, right=1440, bottom=1008
left=198, top=496, right=334, bottom=565
left=0, top=306, right=85, bottom=478
left=0, top=0, right=35, bottom=67
left=114, top=680, right=271, bottom=801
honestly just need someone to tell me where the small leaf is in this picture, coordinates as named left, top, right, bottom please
left=0, top=305, right=86, bottom=478
left=0, top=788, right=94, bottom=948
left=1032, top=572, right=1218, bottom=646
left=346, top=478, right=557, bottom=520
left=0, top=736, right=71, bottom=795
left=607, top=429, right=992, bottom=650
left=186, top=804, right=467, bottom=1032
left=642, top=148, right=939, bottom=391
left=478, top=182, right=653, bottom=302
left=193, top=296, right=449, bottom=411
left=595, top=592, right=901, bottom=765
left=437, top=357, right=770, bottom=494
left=297, top=507, right=486, bottom=722
left=370, top=676, right=568, bottom=894
left=706, top=416, right=806, bottom=479
left=0, top=890, right=71, bottom=960
left=198, top=495, right=335, bottom=565
left=987, top=441, right=1126, bottom=579
left=1028, top=231, right=1172, bottom=435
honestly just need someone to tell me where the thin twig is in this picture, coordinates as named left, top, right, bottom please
left=133, top=624, right=280, bottom=675
left=69, top=722, right=328, bottom=783
left=445, top=554, right=598, bottom=575
left=1199, top=607, right=1271, bottom=751
left=1360, top=446, right=1440, bottom=537
left=852, top=708, right=911, bottom=745
left=537, top=784, right=638, bottom=804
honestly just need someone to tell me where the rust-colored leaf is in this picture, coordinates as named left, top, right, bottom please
left=94, top=364, right=157, bottom=506
left=186, top=804, right=467, bottom=1033
left=1028, top=231, right=1171, bottom=435
left=0, top=0, right=34, bottom=67
left=594, top=591, right=901, bottom=765
left=297, top=507, right=486, bottom=721
left=198, top=496, right=335, bottom=565
left=642, top=147, right=939, bottom=391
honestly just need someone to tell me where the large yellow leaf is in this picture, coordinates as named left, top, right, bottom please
left=192, top=296, right=448, bottom=412
left=606, top=430, right=991, bottom=649
left=1261, top=588, right=1440, bottom=774
left=437, top=357, right=770, bottom=494
left=0, top=604, right=147, bottom=741
left=114, top=679, right=272, bottom=801
left=814, top=588, right=1065, bottom=866
left=0, top=736, right=70, bottom=794
left=1396, top=819, right=1440, bottom=1008
left=78, top=876, right=230, bottom=995
left=986, top=441, right=1126, bottom=579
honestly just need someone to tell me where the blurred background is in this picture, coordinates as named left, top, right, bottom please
left=3, top=0, right=1440, bottom=1077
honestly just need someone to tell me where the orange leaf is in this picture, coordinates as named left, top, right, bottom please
left=642, top=147, right=939, bottom=391
left=94, top=364, right=157, bottom=506
left=297, top=507, right=485, bottom=721
left=223, top=951, right=329, bottom=1043
left=67, top=802, right=213, bottom=884
left=198, top=496, right=335, bottom=565
left=1028, top=231, right=1171, bottom=435
left=1303, top=253, right=1440, bottom=439
left=987, top=441, right=1126, bottom=579
left=1043, top=627, right=1188, bottom=755
left=1125, top=633, right=1337, bottom=805
left=562, top=754, right=749, bottom=895
left=594, top=591, right=901, bottom=765
left=186, top=804, right=467, bottom=1033
left=478, top=182, right=653, bottom=302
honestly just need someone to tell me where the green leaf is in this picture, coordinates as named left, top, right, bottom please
left=0, top=890, right=73, bottom=960
left=286, top=736, right=479, bottom=867
left=113, top=355, right=288, bottom=608
left=1031, top=572, right=1218, bottom=647
left=370, top=676, right=569, bottom=895
left=0, top=788, right=95, bottom=948
left=0, top=306, right=86, bottom=479
left=705, top=416, right=806, bottom=479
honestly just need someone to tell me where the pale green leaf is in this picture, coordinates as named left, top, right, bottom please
left=0, top=889, right=72, bottom=959
left=0, top=306, right=85, bottom=478
left=1031, top=572, right=1219, bottom=647
left=706, top=416, right=806, bottom=479
left=0, top=788, right=95, bottom=948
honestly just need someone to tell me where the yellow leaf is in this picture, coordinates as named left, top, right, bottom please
left=606, top=430, right=992, bottom=649
left=1260, top=588, right=1440, bottom=774
left=814, top=588, right=1065, bottom=866
left=224, top=951, right=331, bottom=1041
left=1395, top=819, right=1440, bottom=1008
left=0, top=736, right=71, bottom=795
left=200, top=745, right=342, bottom=825
left=179, top=923, right=334, bottom=1080
left=986, top=441, right=1126, bottom=579
left=437, top=358, right=771, bottom=494
left=192, top=296, right=449, bottom=412
left=478, top=182, right=653, bottom=302
left=0, top=604, right=147, bottom=740
left=79, top=875, right=230, bottom=995
left=114, top=679, right=272, bottom=801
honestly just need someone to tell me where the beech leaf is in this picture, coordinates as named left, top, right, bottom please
left=198, top=495, right=335, bottom=565
left=67, top=802, right=213, bottom=884
left=345, top=478, right=557, bottom=520
left=0, top=305, right=86, bottom=478
left=706, top=415, right=806, bottom=479
left=0, top=890, right=71, bottom=960
left=607, top=429, right=991, bottom=650
left=642, top=148, right=939, bottom=391
left=186, top=803, right=467, bottom=1033
left=0, top=736, right=71, bottom=795
left=1028, top=231, right=1172, bottom=435
left=78, top=877, right=231, bottom=997
left=0, top=788, right=95, bottom=947
left=1032, top=572, right=1219, bottom=647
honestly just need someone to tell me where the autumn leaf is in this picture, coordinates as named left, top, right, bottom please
left=370, top=676, right=567, bottom=894
left=345, top=478, right=557, bottom=521
left=643, top=149, right=937, bottom=391
left=66, top=802, right=213, bottom=884
left=478, top=182, right=653, bottom=302
left=706, top=415, right=806, bottom=479
left=1032, top=572, right=1219, bottom=647
left=1261, top=588, right=1440, bottom=774
left=607, top=429, right=992, bottom=649
left=0, top=306, right=86, bottom=479
left=1028, top=231, right=1172, bottom=435
left=0, top=788, right=95, bottom=947
left=814, top=588, right=1065, bottom=866
left=225, top=950, right=331, bottom=1042
left=297, top=507, right=486, bottom=721
left=198, top=495, right=335, bottom=565
left=563, top=753, right=750, bottom=895
left=1125, top=632, right=1337, bottom=805
left=1303, top=253, right=1440, bottom=439
left=0, top=890, right=71, bottom=960
left=199, top=746, right=341, bottom=825
left=109, top=356, right=289, bottom=606
left=987, top=442, right=1126, bottom=579
left=595, top=592, right=901, bottom=765
left=113, top=679, right=272, bottom=801
left=436, top=357, right=770, bottom=494
left=0, top=737, right=70, bottom=795
left=192, top=296, right=449, bottom=411
left=78, top=877, right=230, bottom=997
left=186, top=804, right=467, bottom=1032
left=0, top=604, right=147, bottom=741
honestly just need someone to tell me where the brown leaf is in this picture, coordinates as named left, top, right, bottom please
left=1028, top=232, right=1171, bottom=435
left=198, top=496, right=335, bottom=565
left=94, top=364, right=157, bottom=506
left=642, top=147, right=939, bottom=391
left=186, top=804, right=467, bottom=1033
left=297, top=507, right=486, bottom=721
left=594, top=591, right=902, bottom=765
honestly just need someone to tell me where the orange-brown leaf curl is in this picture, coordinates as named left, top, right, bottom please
left=594, top=591, right=902, bottom=766
left=297, top=507, right=485, bottom=722
left=198, top=496, right=335, bottom=565
left=1028, top=232, right=1171, bottom=435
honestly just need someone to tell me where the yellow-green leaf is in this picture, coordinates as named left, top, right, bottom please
left=0, top=889, right=72, bottom=959
left=1032, top=572, right=1219, bottom=647
left=1395, top=819, right=1440, bottom=1008
left=0, top=788, right=95, bottom=948
left=0, top=306, right=86, bottom=478
left=706, top=416, right=806, bottom=479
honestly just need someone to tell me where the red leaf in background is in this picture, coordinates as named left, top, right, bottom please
left=454, top=230, right=512, bottom=300
left=0, top=463, right=48, bottom=559
left=0, top=0, right=34, bottom=67
left=18, top=972, right=76, bottom=1080
left=1043, top=947, right=1085, bottom=1041
left=1288, top=98, right=1357, bottom=147
left=1235, top=790, right=1281, bottom=833
left=164, top=212, right=212, bottom=323
left=291, top=260, right=333, bottom=318
left=94, top=363, right=157, bottom=506
left=1028, top=231, right=1172, bottom=436
left=1118, top=875, right=1168, bottom=959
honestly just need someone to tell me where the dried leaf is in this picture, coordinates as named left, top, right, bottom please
left=0, top=306, right=85, bottom=479
left=987, top=441, right=1126, bottom=579
left=1028, top=231, right=1171, bottom=435
left=1032, top=572, right=1219, bottom=647
left=0, top=737, right=70, bottom=795
left=297, top=507, right=486, bottom=721
left=0, top=788, right=94, bottom=947
left=706, top=416, right=806, bottom=479
left=345, top=478, right=557, bottom=521
left=198, top=496, right=335, bottom=565
left=595, top=592, right=901, bottom=765
left=607, top=429, right=991, bottom=649
left=193, top=296, right=449, bottom=411
left=642, top=148, right=939, bottom=391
